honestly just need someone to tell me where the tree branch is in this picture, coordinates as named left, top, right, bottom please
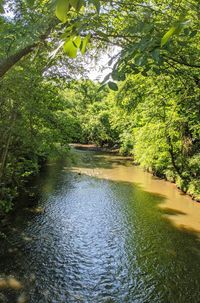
left=0, top=43, right=38, bottom=78
left=0, top=21, right=55, bottom=78
left=165, top=56, right=200, bottom=68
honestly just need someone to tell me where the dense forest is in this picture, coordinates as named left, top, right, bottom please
left=0, top=0, right=200, bottom=212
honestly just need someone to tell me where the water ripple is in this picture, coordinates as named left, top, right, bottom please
left=1, top=151, right=200, bottom=302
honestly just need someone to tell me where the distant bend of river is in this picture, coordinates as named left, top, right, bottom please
left=1, top=148, right=200, bottom=303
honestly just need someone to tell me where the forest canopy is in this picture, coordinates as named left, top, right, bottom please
left=0, top=0, right=200, bottom=211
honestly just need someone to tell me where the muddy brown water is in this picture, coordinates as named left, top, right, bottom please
left=1, top=148, right=200, bottom=303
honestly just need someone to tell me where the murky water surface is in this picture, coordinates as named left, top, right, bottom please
left=1, top=149, right=200, bottom=303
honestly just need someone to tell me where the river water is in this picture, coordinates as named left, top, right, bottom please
left=1, top=148, right=200, bottom=303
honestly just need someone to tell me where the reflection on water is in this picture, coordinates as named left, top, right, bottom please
left=0, top=148, right=200, bottom=303
left=70, top=151, right=200, bottom=233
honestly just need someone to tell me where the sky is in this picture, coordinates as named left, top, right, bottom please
left=86, top=47, right=121, bottom=82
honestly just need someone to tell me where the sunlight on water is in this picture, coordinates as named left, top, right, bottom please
left=1, top=149, right=200, bottom=302
left=69, top=152, right=200, bottom=233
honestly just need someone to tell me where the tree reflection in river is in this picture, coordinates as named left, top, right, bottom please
left=0, top=149, right=200, bottom=303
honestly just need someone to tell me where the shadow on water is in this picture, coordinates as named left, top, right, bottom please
left=67, top=149, right=134, bottom=169
left=159, top=207, right=186, bottom=216
left=0, top=149, right=200, bottom=303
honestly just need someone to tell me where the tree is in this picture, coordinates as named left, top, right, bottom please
left=1, top=0, right=199, bottom=81
left=0, top=51, right=82, bottom=211
left=0, top=0, right=200, bottom=211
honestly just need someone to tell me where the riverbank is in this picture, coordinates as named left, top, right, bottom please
left=71, top=144, right=200, bottom=204
left=69, top=143, right=120, bottom=154
left=69, top=148, right=200, bottom=233
left=1, top=148, right=200, bottom=302
left=1, top=143, right=199, bottom=230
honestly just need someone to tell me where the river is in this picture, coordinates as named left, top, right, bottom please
left=1, top=148, right=200, bottom=303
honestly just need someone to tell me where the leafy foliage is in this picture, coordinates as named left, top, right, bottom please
left=0, top=0, right=200, bottom=212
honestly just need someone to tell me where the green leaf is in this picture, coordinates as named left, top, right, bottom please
left=134, top=54, right=147, bottom=66
left=74, top=36, right=81, bottom=48
left=80, top=34, right=91, bottom=55
left=69, top=0, right=84, bottom=11
left=108, top=81, right=118, bottom=91
left=161, top=26, right=176, bottom=47
left=98, top=84, right=106, bottom=92
left=161, top=18, right=189, bottom=47
left=112, top=70, right=125, bottom=81
left=56, top=0, right=70, bottom=23
left=63, top=39, right=78, bottom=58
left=111, top=70, right=119, bottom=81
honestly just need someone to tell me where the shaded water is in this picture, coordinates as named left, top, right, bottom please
left=1, top=149, right=200, bottom=303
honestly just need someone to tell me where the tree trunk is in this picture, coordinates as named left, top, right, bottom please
left=0, top=110, right=17, bottom=182
left=0, top=43, right=37, bottom=78
left=0, top=21, right=55, bottom=78
left=166, top=135, right=183, bottom=178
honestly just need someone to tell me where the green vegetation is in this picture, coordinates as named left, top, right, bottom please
left=0, top=0, right=199, bottom=211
